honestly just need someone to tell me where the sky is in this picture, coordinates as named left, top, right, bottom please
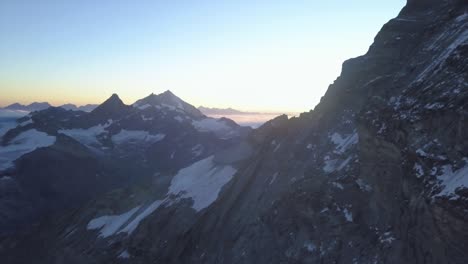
left=0, top=0, right=406, bottom=113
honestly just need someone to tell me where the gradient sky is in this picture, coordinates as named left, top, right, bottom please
left=0, top=0, right=405, bottom=113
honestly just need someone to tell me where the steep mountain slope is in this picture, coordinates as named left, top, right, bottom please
left=1, top=1, right=467, bottom=263
left=0, top=91, right=249, bottom=239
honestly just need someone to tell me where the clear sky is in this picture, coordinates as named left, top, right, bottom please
left=0, top=0, right=405, bottom=113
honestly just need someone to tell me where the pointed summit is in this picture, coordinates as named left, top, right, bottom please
left=133, top=90, right=204, bottom=118
left=93, top=94, right=124, bottom=112
left=88, top=94, right=131, bottom=122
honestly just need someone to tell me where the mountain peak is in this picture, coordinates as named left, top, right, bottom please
left=3, top=102, right=51, bottom=112
left=162, top=90, right=175, bottom=96
left=108, top=93, right=121, bottom=101
left=133, top=91, right=204, bottom=118
left=88, top=93, right=129, bottom=119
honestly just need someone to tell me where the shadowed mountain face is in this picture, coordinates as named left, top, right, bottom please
left=0, top=91, right=250, bottom=239
left=0, top=1, right=467, bottom=263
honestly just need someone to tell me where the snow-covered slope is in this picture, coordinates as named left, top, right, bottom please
left=0, top=129, right=56, bottom=170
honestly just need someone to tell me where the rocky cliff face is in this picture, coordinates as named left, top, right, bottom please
left=1, top=1, right=467, bottom=263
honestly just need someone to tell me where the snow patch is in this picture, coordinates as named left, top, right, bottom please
left=137, top=104, right=151, bottom=110
left=304, top=241, right=317, bottom=252
left=414, top=163, right=424, bottom=178
left=118, top=200, right=165, bottom=234
left=435, top=162, right=468, bottom=199
left=112, top=130, right=165, bottom=145
left=191, top=144, right=204, bottom=157
left=329, top=132, right=358, bottom=154
left=87, top=206, right=141, bottom=238
left=455, top=12, right=468, bottom=23
left=323, top=158, right=337, bottom=173
left=141, top=115, right=153, bottom=121
left=174, top=116, right=184, bottom=122
left=343, top=208, right=353, bottom=222
left=87, top=156, right=238, bottom=239
left=379, top=232, right=396, bottom=244
left=168, top=156, right=237, bottom=211
left=332, top=182, right=344, bottom=190
left=0, top=129, right=56, bottom=170
left=192, top=118, right=237, bottom=139
left=269, top=172, right=278, bottom=185
left=19, top=119, right=33, bottom=126
left=118, top=250, right=130, bottom=259
left=59, top=124, right=109, bottom=146
left=356, top=178, right=372, bottom=192
left=414, top=28, right=468, bottom=83
left=323, top=156, right=352, bottom=173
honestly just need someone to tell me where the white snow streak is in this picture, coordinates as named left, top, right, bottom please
left=112, top=130, right=165, bottom=145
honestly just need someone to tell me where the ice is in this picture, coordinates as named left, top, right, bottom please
left=0, top=129, right=56, bottom=170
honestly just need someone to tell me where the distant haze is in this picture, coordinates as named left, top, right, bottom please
left=0, top=0, right=405, bottom=113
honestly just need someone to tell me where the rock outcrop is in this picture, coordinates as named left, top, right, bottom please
left=0, top=1, right=467, bottom=263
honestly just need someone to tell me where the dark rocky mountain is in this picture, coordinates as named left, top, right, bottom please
left=0, top=0, right=467, bottom=263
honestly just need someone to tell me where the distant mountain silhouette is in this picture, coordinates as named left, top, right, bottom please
left=2, top=102, right=97, bottom=112
left=198, top=106, right=260, bottom=115
left=4, top=102, right=51, bottom=112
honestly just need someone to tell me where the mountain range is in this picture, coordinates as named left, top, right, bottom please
left=3, top=101, right=278, bottom=117
left=0, top=0, right=467, bottom=263
left=198, top=106, right=260, bottom=115
left=2, top=102, right=98, bottom=112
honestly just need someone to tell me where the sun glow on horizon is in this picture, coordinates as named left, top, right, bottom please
left=0, top=0, right=405, bottom=113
